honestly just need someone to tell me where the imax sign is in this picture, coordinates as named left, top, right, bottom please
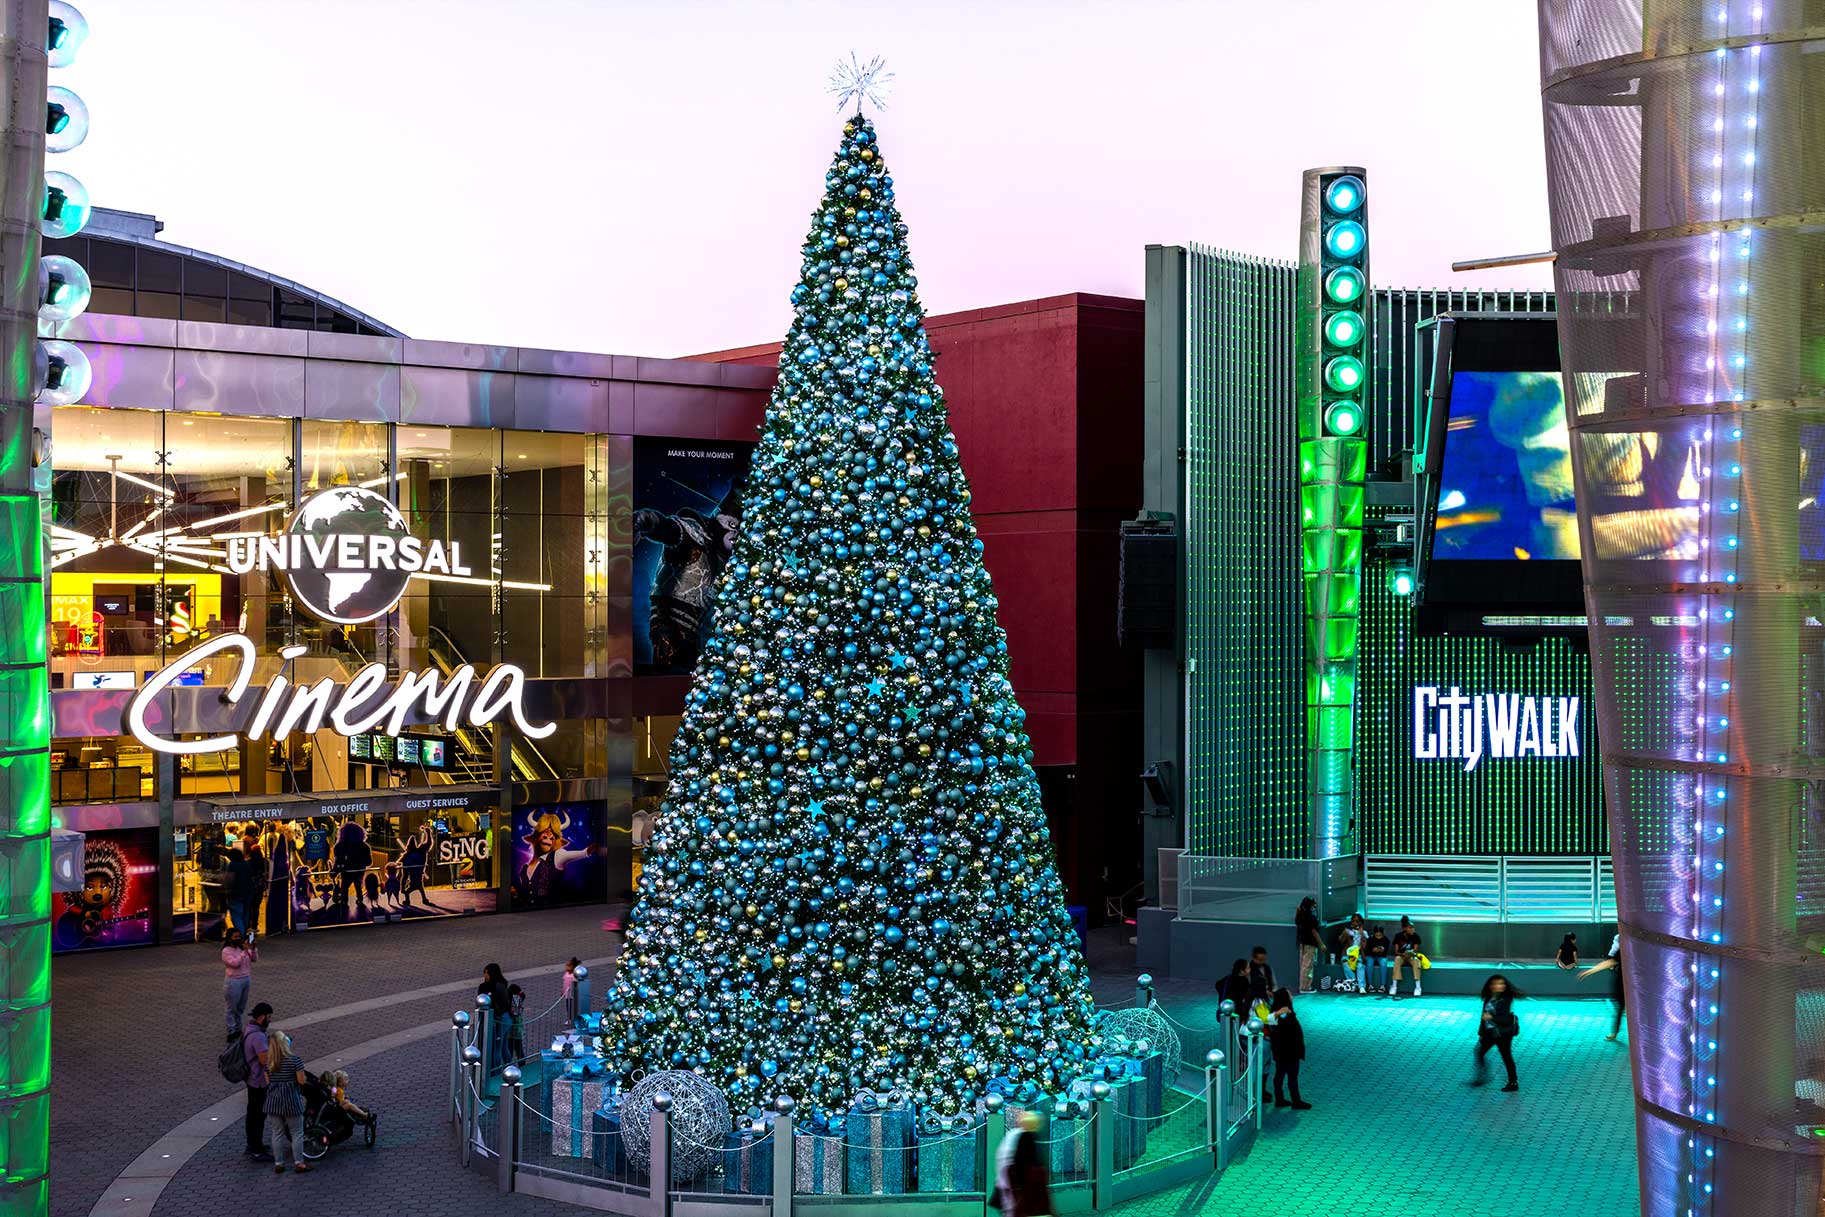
left=1413, top=686, right=1581, bottom=773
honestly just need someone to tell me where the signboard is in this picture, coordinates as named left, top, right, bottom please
left=633, top=438, right=752, bottom=675
left=53, top=827, right=157, bottom=953
left=192, top=784, right=499, bottom=826
left=126, top=632, right=554, bottom=756
left=1412, top=686, right=1582, bottom=773
left=71, top=671, right=134, bottom=690
left=511, top=803, right=608, bottom=909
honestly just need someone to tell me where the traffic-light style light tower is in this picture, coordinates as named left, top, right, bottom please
left=0, top=2, right=91, bottom=1209
left=1297, top=167, right=1367, bottom=886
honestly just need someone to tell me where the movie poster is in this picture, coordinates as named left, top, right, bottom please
left=54, top=827, right=158, bottom=953
left=510, top=803, right=609, bottom=910
left=632, top=437, right=753, bottom=675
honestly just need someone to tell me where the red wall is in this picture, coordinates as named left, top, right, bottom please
left=695, top=293, right=1146, bottom=909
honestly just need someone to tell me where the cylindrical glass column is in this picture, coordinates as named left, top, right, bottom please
left=1540, top=1, right=1825, bottom=1212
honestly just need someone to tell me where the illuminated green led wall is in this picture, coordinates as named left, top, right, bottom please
left=1357, top=540, right=1606, bottom=854
left=1182, top=245, right=1304, bottom=857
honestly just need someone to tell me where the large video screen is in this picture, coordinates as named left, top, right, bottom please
left=1432, top=370, right=1579, bottom=562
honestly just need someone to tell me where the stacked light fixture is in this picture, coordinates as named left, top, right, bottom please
left=1297, top=167, right=1369, bottom=873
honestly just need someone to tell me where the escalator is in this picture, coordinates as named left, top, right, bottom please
left=425, top=626, right=560, bottom=783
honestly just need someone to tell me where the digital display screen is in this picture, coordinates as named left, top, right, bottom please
left=1432, top=371, right=1578, bottom=562
left=73, top=671, right=135, bottom=690
left=348, top=735, right=370, bottom=760
left=421, top=739, right=446, bottom=769
left=370, top=735, right=394, bottom=762
left=146, top=669, right=206, bottom=686
left=395, top=737, right=422, bottom=765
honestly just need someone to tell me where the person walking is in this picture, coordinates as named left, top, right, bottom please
left=563, top=957, right=583, bottom=1027
left=1578, top=933, right=1626, bottom=1041
left=263, top=1029, right=313, bottom=1174
left=992, top=1109, right=1053, bottom=1217
left=1245, top=946, right=1276, bottom=1019
left=1295, top=897, right=1323, bottom=994
left=242, top=1002, right=273, bottom=1161
left=1389, top=916, right=1425, bottom=999
left=1471, top=975, right=1522, bottom=1092
left=1267, top=988, right=1311, bottom=1110
left=221, top=928, right=257, bottom=1037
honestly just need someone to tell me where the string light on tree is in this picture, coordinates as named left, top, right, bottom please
left=607, top=66, right=1098, bottom=1122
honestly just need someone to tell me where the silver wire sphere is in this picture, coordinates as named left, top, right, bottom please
left=622, top=1070, right=730, bottom=1184
left=1095, top=1006, right=1181, bottom=1071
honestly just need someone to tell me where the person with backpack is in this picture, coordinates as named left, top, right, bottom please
left=237, top=1002, right=274, bottom=1160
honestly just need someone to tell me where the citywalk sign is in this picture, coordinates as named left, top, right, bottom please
left=125, top=633, right=557, bottom=756
left=1412, top=685, right=1581, bottom=774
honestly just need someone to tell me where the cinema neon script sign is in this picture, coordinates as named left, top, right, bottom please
left=126, top=634, right=556, bottom=756
left=124, top=485, right=553, bottom=756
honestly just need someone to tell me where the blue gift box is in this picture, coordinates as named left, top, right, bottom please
left=844, top=1094, right=914, bottom=1195
left=1109, top=1077, right=1146, bottom=1169
left=722, top=1129, right=774, bottom=1194
left=591, top=1108, right=627, bottom=1174
left=795, top=1129, right=844, bottom=1194
left=1045, top=1104, right=1093, bottom=1177
left=916, top=1124, right=981, bottom=1192
left=548, top=1077, right=608, bottom=1158
left=1105, top=1052, right=1166, bottom=1118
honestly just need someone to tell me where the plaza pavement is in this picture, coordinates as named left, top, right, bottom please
left=51, top=918, right=1638, bottom=1217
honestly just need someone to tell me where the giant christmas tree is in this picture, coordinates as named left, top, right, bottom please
left=608, top=100, right=1098, bottom=1121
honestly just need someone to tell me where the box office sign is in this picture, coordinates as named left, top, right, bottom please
left=199, top=786, right=500, bottom=825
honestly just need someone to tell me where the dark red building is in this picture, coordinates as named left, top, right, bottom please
left=697, top=293, right=1146, bottom=918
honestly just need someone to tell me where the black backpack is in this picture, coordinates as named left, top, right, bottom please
left=219, top=1031, right=250, bottom=1084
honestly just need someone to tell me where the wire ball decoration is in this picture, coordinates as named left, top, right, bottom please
left=1095, top=1006, right=1180, bottom=1071
left=621, top=1070, right=732, bottom=1184
left=828, top=53, right=894, bottom=113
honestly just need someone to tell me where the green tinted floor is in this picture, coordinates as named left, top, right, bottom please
left=1116, top=992, right=1639, bottom=1217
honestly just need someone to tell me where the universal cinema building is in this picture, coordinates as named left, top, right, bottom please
left=45, top=209, right=770, bottom=953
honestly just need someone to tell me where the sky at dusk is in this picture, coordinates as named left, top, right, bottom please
left=68, top=0, right=1554, bottom=356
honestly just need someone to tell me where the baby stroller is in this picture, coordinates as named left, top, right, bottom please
left=300, top=1072, right=378, bottom=1161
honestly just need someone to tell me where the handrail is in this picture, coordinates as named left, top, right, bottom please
left=427, top=626, right=560, bottom=783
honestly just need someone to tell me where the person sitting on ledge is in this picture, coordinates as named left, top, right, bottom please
left=1555, top=933, right=1580, bottom=970
left=1390, top=916, right=1425, bottom=999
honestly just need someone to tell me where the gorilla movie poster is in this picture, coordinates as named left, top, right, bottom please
left=632, top=438, right=753, bottom=676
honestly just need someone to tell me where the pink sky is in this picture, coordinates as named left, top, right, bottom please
left=71, top=0, right=1552, bottom=356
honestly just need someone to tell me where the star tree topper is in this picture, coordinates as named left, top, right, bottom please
left=827, top=53, right=894, bottom=113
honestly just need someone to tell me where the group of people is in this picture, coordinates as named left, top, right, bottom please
left=1296, top=899, right=1427, bottom=998
left=228, top=998, right=374, bottom=1175
left=1214, top=946, right=1310, bottom=1109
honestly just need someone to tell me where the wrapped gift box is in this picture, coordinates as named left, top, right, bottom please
left=721, top=1129, right=774, bottom=1194
left=1110, top=1076, right=1146, bottom=1169
left=915, top=1123, right=981, bottom=1192
left=590, top=1107, right=627, bottom=1175
left=843, top=1094, right=914, bottom=1195
left=1105, top=1051, right=1167, bottom=1118
left=548, top=1076, right=608, bottom=1158
left=795, top=1129, right=845, bottom=1194
left=1045, top=1109, right=1092, bottom=1176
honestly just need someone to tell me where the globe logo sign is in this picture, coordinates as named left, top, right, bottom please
left=224, top=486, right=472, bottom=626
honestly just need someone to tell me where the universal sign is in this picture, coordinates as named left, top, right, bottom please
left=125, top=633, right=556, bottom=757
left=230, top=486, right=469, bottom=625
left=1412, top=685, right=1581, bottom=773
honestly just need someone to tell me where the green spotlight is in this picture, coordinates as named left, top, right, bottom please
left=1389, top=567, right=1415, bottom=597
left=1324, top=310, right=1364, bottom=348
left=1324, top=220, right=1366, bottom=260
left=1324, top=175, right=1365, bottom=215
left=1323, top=400, right=1363, bottom=436
left=1324, top=355, right=1364, bottom=393
left=1325, top=266, right=1365, bottom=305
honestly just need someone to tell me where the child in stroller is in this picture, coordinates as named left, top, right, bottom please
left=300, top=1069, right=378, bottom=1161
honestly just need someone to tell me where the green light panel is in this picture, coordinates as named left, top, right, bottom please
left=1183, top=245, right=1305, bottom=857
left=1356, top=538, right=1608, bottom=854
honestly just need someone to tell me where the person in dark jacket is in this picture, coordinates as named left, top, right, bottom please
left=1363, top=925, right=1391, bottom=994
left=477, top=962, right=511, bottom=1072
left=224, top=846, right=253, bottom=938
left=1295, top=897, right=1323, bottom=994
left=1472, top=975, right=1523, bottom=1092
left=1267, top=988, right=1310, bottom=1109
left=993, top=1110, right=1052, bottom=1217
left=1245, top=946, right=1276, bottom=1014
left=1215, top=958, right=1251, bottom=1014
